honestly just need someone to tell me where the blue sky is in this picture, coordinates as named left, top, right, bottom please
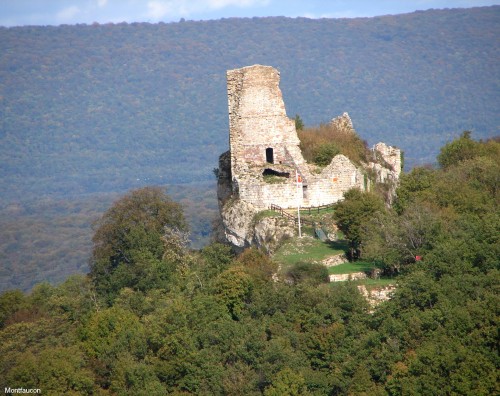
left=0, top=0, right=498, bottom=26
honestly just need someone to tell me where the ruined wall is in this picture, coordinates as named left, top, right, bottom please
left=218, top=64, right=402, bottom=248
left=227, top=65, right=304, bottom=176
left=305, top=155, right=366, bottom=207
left=222, top=64, right=399, bottom=212
left=373, top=142, right=402, bottom=178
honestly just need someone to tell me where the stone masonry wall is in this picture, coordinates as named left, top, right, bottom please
left=223, top=65, right=398, bottom=211
left=227, top=65, right=304, bottom=176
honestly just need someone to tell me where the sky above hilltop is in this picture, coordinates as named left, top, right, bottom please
left=0, top=0, right=498, bottom=27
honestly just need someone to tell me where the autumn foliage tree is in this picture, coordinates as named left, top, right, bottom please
left=298, top=122, right=370, bottom=166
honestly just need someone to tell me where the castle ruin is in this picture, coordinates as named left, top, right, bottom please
left=217, top=65, right=401, bottom=250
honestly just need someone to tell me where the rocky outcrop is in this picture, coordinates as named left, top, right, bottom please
left=220, top=198, right=257, bottom=250
left=219, top=197, right=295, bottom=253
left=369, top=142, right=402, bottom=183
left=358, top=285, right=396, bottom=309
left=329, top=272, right=367, bottom=282
left=252, top=216, right=296, bottom=254
left=321, top=254, right=348, bottom=267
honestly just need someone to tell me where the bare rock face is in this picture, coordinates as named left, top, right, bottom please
left=252, top=216, right=296, bottom=254
left=368, top=143, right=402, bottom=205
left=219, top=197, right=295, bottom=253
left=220, top=198, right=257, bottom=250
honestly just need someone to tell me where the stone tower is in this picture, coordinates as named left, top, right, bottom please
left=227, top=65, right=305, bottom=181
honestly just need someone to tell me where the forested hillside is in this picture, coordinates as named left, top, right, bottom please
left=0, top=183, right=218, bottom=292
left=0, top=135, right=497, bottom=394
left=1, top=6, right=498, bottom=201
left=1, top=6, right=499, bottom=291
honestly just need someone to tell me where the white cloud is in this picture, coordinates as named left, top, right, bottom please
left=147, top=1, right=171, bottom=19
left=207, top=0, right=269, bottom=9
left=56, top=6, right=81, bottom=22
left=97, top=0, right=108, bottom=7
left=145, top=0, right=269, bottom=20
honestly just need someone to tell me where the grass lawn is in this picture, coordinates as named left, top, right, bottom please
left=253, top=209, right=280, bottom=222
left=273, top=236, right=348, bottom=267
left=273, top=235, right=400, bottom=289
left=327, top=261, right=378, bottom=274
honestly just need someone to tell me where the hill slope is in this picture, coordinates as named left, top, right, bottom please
left=1, top=7, right=499, bottom=202
left=0, top=7, right=499, bottom=291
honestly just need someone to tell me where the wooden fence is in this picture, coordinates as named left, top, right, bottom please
left=299, top=203, right=335, bottom=215
left=270, top=204, right=333, bottom=227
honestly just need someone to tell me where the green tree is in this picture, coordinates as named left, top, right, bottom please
left=81, top=306, right=147, bottom=388
left=235, top=248, right=278, bottom=282
left=264, top=368, right=311, bottom=395
left=313, top=143, right=340, bottom=166
left=213, top=266, right=253, bottom=320
left=0, top=290, right=28, bottom=328
left=437, top=131, right=480, bottom=169
left=89, top=187, right=187, bottom=303
left=294, top=114, right=304, bottom=131
left=362, top=202, right=443, bottom=273
left=285, top=262, right=329, bottom=285
left=4, top=346, right=95, bottom=394
left=333, top=189, right=385, bottom=258
left=393, top=166, right=436, bottom=214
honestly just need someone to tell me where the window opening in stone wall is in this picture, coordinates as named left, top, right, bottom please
left=302, top=185, right=308, bottom=199
left=266, top=147, right=274, bottom=164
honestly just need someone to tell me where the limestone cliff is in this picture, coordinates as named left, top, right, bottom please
left=217, top=154, right=295, bottom=253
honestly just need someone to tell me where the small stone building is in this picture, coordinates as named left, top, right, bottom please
left=218, top=65, right=400, bottom=210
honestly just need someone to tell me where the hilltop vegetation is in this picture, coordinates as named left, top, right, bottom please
left=0, top=134, right=498, bottom=394
left=298, top=120, right=370, bottom=167
left=1, top=6, right=499, bottom=290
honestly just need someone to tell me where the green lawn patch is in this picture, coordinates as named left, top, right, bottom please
left=327, top=261, right=377, bottom=274
left=273, top=236, right=347, bottom=267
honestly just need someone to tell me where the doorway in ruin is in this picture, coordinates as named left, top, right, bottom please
left=266, top=147, right=274, bottom=164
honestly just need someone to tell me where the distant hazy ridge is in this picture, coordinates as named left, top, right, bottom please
left=1, top=6, right=499, bottom=202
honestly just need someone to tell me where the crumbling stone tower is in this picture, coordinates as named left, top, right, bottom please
left=219, top=64, right=401, bottom=211
left=217, top=64, right=402, bottom=249
left=227, top=65, right=305, bottom=185
left=223, top=65, right=364, bottom=209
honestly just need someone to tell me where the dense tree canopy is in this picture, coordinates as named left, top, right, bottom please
left=0, top=135, right=498, bottom=394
